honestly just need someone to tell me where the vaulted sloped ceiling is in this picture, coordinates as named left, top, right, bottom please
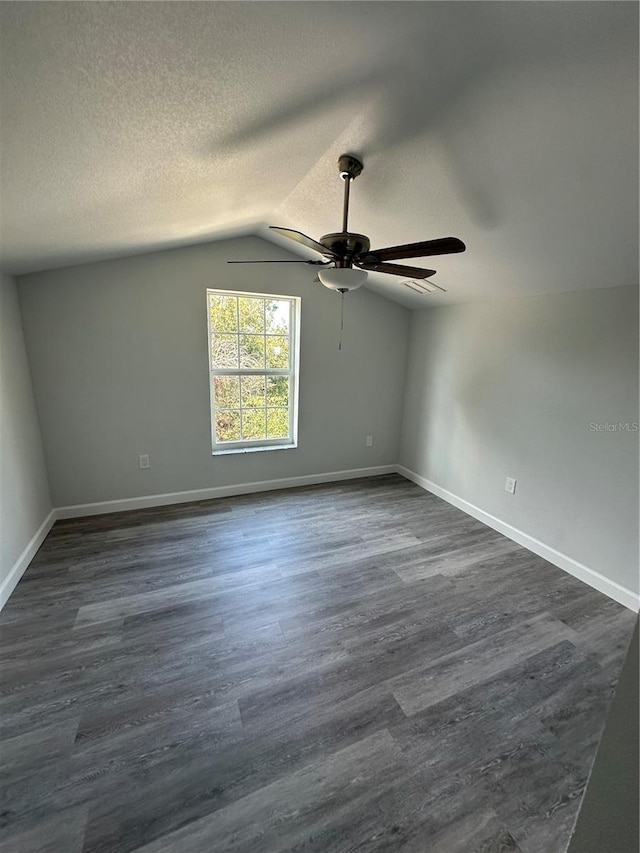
left=0, top=2, right=637, bottom=307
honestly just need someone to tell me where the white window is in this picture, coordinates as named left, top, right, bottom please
left=207, top=289, right=300, bottom=454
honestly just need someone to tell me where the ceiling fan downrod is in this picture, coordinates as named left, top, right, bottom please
left=338, top=154, right=363, bottom=235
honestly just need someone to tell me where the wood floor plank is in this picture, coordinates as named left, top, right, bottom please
left=420, top=810, right=523, bottom=853
left=0, top=716, right=80, bottom=781
left=73, top=563, right=284, bottom=628
left=390, top=614, right=577, bottom=716
left=0, top=474, right=635, bottom=852
left=0, top=805, right=89, bottom=853
left=130, top=729, right=409, bottom=853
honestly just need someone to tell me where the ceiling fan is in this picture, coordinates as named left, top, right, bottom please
left=228, top=154, right=466, bottom=294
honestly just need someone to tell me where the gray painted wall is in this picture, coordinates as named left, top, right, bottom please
left=0, top=272, right=52, bottom=590
left=18, top=237, right=410, bottom=507
left=400, top=286, right=639, bottom=595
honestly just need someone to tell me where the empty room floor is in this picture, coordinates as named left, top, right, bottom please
left=0, top=474, right=636, bottom=853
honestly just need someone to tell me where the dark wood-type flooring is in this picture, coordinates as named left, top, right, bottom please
left=1, top=474, right=636, bottom=852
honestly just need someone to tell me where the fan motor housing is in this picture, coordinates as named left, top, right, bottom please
left=320, top=232, right=370, bottom=260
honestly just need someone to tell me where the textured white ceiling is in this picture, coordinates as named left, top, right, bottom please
left=0, top=2, right=637, bottom=307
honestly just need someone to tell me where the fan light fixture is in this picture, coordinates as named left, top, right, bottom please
left=317, top=267, right=368, bottom=292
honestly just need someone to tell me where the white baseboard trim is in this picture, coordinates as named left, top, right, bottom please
left=397, top=466, right=639, bottom=613
left=55, top=465, right=397, bottom=520
left=0, top=509, right=56, bottom=611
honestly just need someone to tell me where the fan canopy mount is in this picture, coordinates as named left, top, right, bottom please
left=338, top=154, right=364, bottom=182
left=228, top=154, right=466, bottom=294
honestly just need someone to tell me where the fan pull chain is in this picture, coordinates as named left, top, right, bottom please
left=338, top=292, right=345, bottom=350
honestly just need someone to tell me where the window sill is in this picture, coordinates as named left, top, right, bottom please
left=211, top=443, right=298, bottom=457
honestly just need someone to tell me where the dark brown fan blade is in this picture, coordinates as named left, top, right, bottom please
left=227, top=259, right=330, bottom=265
left=365, top=237, right=466, bottom=262
left=269, top=227, right=337, bottom=257
left=356, top=261, right=437, bottom=279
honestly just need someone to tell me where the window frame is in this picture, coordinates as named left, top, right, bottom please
left=206, top=288, right=301, bottom=455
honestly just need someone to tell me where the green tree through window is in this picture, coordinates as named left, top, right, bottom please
left=207, top=290, right=300, bottom=451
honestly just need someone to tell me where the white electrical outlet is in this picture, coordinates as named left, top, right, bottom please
left=365, top=435, right=374, bottom=447
left=505, top=477, right=516, bottom=494
left=138, top=454, right=150, bottom=469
